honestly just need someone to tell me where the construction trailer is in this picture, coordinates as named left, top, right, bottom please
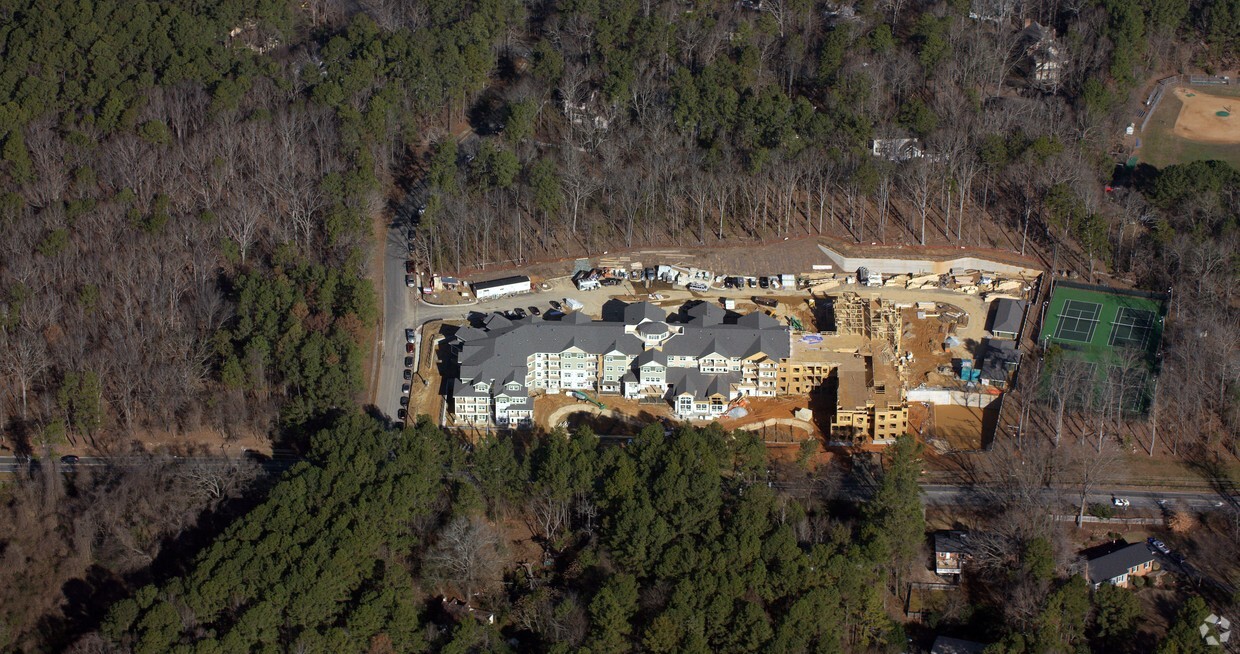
left=472, top=275, right=532, bottom=299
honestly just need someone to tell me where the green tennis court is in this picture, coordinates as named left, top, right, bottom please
left=1041, top=282, right=1165, bottom=363
left=1052, top=299, right=1102, bottom=343
left=1039, top=281, right=1168, bottom=415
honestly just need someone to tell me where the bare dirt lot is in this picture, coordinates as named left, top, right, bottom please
left=921, top=404, right=997, bottom=452
left=1171, top=87, right=1240, bottom=144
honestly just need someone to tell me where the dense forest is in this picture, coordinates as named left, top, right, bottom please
left=0, top=0, right=1238, bottom=650
left=85, top=415, right=1178, bottom=653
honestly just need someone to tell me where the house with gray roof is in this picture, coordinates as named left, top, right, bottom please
left=989, top=298, right=1025, bottom=339
left=446, top=302, right=791, bottom=426
left=1086, top=542, right=1155, bottom=588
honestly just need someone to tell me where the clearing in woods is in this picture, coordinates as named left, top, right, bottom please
left=1139, top=84, right=1240, bottom=168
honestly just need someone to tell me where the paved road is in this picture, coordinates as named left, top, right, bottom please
left=376, top=227, right=595, bottom=422
left=917, top=484, right=1232, bottom=511
left=377, top=226, right=415, bottom=422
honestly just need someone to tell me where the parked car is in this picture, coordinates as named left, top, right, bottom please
left=528, top=306, right=541, bottom=316
left=403, top=369, right=412, bottom=380
left=747, top=277, right=757, bottom=288
left=404, top=356, right=414, bottom=367
left=759, top=276, right=770, bottom=289
left=1148, top=538, right=1170, bottom=554
left=397, top=409, right=408, bottom=421
left=405, top=260, right=416, bottom=274
left=629, top=270, right=642, bottom=281
left=549, top=300, right=561, bottom=310
left=60, top=455, right=80, bottom=465
left=1112, top=497, right=1130, bottom=507
left=399, top=396, right=409, bottom=406
left=402, top=383, right=411, bottom=395
left=405, top=275, right=416, bottom=288
left=644, top=267, right=655, bottom=281
left=406, top=342, right=415, bottom=353
left=405, top=328, right=416, bottom=343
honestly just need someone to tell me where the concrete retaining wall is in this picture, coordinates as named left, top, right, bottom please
left=817, top=244, right=1041, bottom=277
left=907, top=387, right=1000, bottom=407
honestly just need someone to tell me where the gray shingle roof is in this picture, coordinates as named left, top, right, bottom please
left=1087, top=543, right=1154, bottom=585
left=453, top=380, right=489, bottom=397
left=990, top=298, right=1025, bottom=335
left=686, top=302, right=726, bottom=326
left=636, top=349, right=667, bottom=366
left=668, top=368, right=741, bottom=399
left=662, top=325, right=790, bottom=360
left=935, top=531, right=969, bottom=554
left=624, top=302, right=667, bottom=324
left=453, top=326, right=488, bottom=343
left=484, top=312, right=514, bottom=330
left=453, top=303, right=790, bottom=397
left=637, top=320, right=670, bottom=336
left=736, top=311, right=779, bottom=329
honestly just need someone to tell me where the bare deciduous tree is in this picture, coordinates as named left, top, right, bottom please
left=424, top=515, right=507, bottom=600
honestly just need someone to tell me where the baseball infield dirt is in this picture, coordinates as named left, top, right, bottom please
left=1171, top=87, right=1240, bottom=144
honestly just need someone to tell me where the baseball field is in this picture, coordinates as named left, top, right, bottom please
left=1138, top=83, right=1240, bottom=169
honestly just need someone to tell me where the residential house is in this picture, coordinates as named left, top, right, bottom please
left=1016, top=20, right=1064, bottom=90
left=988, top=298, right=1025, bottom=339
left=1086, top=542, right=1156, bottom=589
left=934, top=531, right=969, bottom=575
left=980, top=339, right=1021, bottom=389
left=870, top=138, right=925, bottom=162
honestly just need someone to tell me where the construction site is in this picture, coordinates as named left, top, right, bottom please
left=429, top=238, right=1043, bottom=454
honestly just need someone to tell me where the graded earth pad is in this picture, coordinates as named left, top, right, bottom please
left=1170, top=86, right=1240, bottom=144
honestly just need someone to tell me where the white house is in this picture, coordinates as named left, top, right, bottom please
left=871, top=138, right=925, bottom=162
